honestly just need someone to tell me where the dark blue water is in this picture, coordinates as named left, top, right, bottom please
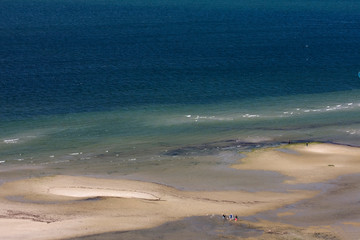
left=1, top=0, right=360, bottom=120
left=1, top=0, right=360, bottom=165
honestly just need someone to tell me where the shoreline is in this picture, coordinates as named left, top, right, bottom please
left=0, top=175, right=316, bottom=240
left=1, top=142, right=360, bottom=239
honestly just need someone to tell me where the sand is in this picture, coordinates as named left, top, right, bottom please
left=48, top=187, right=161, bottom=200
left=1, top=143, right=360, bottom=239
left=232, top=143, right=360, bottom=184
left=0, top=175, right=315, bottom=240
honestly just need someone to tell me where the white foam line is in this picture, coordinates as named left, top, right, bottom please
left=3, top=139, right=19, bottom=144
left=69, top=152, right=82, bottom=156
left=242, top=114, right=260, bottom=118
left=188, top=115, right=234, bottom=121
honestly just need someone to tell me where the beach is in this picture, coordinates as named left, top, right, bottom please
left=1, top=143, right=360, bottom=239
left=2, top=0, right=360, bottom=239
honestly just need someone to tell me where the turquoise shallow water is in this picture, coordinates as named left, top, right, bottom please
left=1, top=89, right=360, bottom=167
left=1, top=0, right=360, bottom=167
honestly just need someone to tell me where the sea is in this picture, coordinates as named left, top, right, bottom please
left=1, top=0, right=360, bottom=177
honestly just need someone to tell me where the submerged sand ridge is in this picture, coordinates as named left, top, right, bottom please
left=0, top=175, right=315, bottom=240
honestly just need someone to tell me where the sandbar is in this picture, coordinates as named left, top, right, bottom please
left=0, top=175, right=315, bottom=240
left=232, top=143, right=360, bottom=184
left=1, top=143, right=360, bottom=239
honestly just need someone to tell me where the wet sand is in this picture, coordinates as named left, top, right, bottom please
left=69, top=216, right=341, bottom=240
left=1, top=143, right=360, bottom=239
left=245, top=173, right=360, bottom=240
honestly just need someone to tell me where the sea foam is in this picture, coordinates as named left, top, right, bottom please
left=3, top=138, right=19, bottom=144
left=281, top=102, right=360, bottom=117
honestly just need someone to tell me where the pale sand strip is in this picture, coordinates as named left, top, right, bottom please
left=49, top=187, right=160, bottom=200
left=0, top=175, right=316, bottom=240
left=232, top=143, right=360, bottom=184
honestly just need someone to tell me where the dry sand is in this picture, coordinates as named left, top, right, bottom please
left=0, top=175, right=315, bottom=240
left=232, top=143, right=360, bottom=184
left=1, top=143, right=360, bottom=239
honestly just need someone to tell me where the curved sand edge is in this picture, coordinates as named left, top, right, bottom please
left=0, top=175, right=316, bottom=240
left=232, top=142, right=360, bottom=184
left=48, top=187, right=160, bottom=200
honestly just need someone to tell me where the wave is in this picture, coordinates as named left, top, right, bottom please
left=2, top=136, right=35, bottom=145
left=184, top=114, right=261, bottom=122
left=69, top=152, right=82, bottom=156
left=281, top=102, right=360, bottom=117
left=345, top=129, right=360, bottom=135
left=145, top=99, right=360, bottom=128
left=185, top=115, right=235, bottom=122
left=3, top=138, right=19, bottom=144
left=242, top=114, right=260, bottom=118
left=1, top=128, right=60, bottom=146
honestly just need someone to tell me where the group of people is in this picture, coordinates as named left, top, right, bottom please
left=222, top=214, right=238, bottom=221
